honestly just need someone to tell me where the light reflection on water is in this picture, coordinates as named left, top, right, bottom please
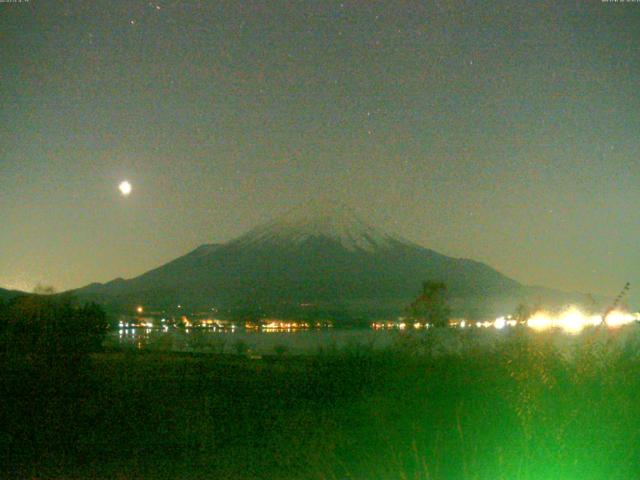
left=108, top=327, right=396, bottom=355
left=106, top=323, right=640, bottom=357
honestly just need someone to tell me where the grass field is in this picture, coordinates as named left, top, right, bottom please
left=2, top=325, right=640, bottom=479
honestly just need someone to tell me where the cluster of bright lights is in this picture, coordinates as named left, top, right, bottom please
left=119, top=320, right=153, bottom=328
left=262, top=320, right=310, bottom=331
left=371, top=321, right=431, bottom=330
left=472, top=317, right=517, bottom=329
left=458, top=308, right=639, bottom=334
left=525, top=308, right=639, bottom=334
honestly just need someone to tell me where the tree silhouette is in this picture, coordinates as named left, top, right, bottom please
left=407, top=281, right=451, bottom=328
left=513, top=303, right=531, bottom=324
left=33, top=284, right=56, bottom=295
left=0, top=295, right=108, bottom=356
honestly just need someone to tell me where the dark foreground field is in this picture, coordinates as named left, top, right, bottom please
left=2, top=327, right=640, bottom=479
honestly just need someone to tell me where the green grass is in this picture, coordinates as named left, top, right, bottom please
left=2, top=326, right=640, bottom=479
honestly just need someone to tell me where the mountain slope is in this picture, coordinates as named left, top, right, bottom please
left=0, top=287, right=27, bottom=302
left=74, top=201, right=526, bottom=319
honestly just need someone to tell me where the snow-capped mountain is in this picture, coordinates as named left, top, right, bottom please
left=231, top=200, right=409, bottom=252
left=73, top=200, right=529, bottom=320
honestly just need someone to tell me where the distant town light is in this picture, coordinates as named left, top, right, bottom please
left=605, top=310, right=637, bottom=328
left=557, top=308, right=588, bottom=334
left=136, top=306, right=143, bottom=313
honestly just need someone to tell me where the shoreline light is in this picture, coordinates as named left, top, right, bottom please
left=525, top=307, right=637, bottom=334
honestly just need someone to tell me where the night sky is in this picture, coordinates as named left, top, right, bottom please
left=1, top=1, right=639, bottom=307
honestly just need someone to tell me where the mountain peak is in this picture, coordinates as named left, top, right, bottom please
left=232, top=199, right=404, bottom=252
left=72, top=198, right=527, bottom=318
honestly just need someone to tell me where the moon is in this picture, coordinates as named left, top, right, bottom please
left=119, top=180, right=132, bottom=196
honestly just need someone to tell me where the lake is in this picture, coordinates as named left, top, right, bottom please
left=102, top=324, right=549, bottom=356
left=106, top=327, right=401, bottom=355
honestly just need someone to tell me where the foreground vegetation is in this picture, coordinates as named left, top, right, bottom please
left=2, top=319, right=640, bottom=479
